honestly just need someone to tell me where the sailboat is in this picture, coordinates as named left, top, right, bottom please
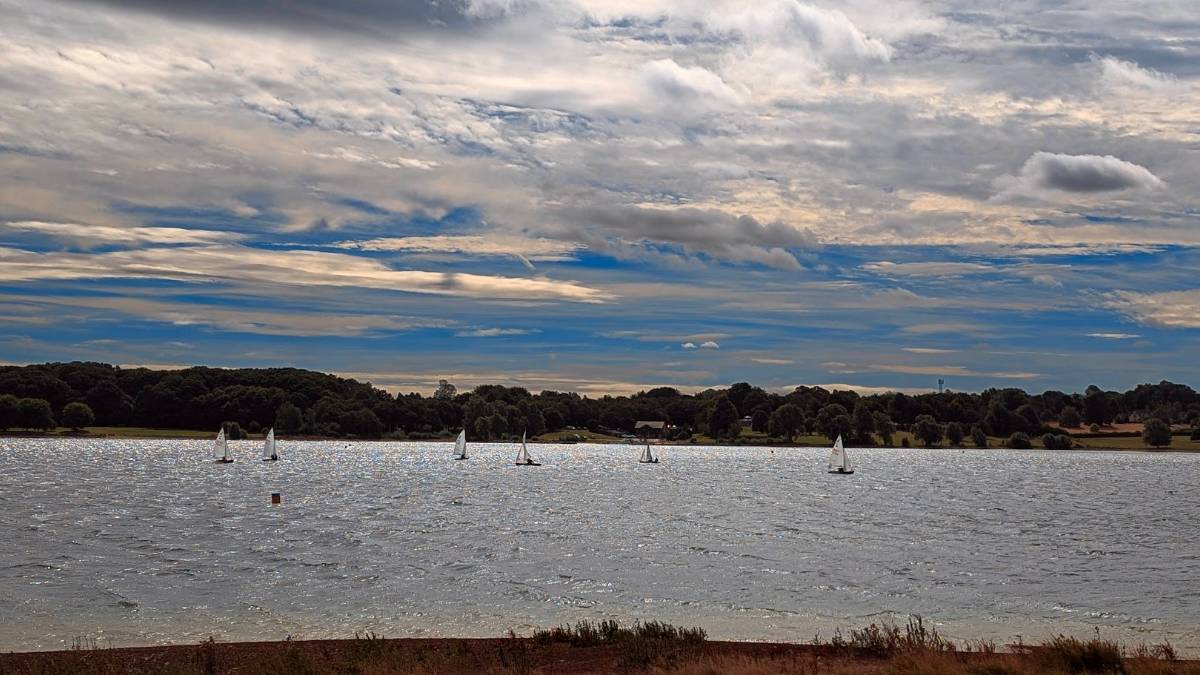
left=261, top=428, right=279, bottom=461
left=214, top=427, right=234, bottom=463
left=452, top=429, right=468, bottom=460
left=515, top=432, right=541, bottom=466
left=828, top=435, right=853, bottom=474
left=638, top=440, right=658, bottom=464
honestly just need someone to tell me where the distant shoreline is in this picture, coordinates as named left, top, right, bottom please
left=2, top=429, right=1197, bottom=453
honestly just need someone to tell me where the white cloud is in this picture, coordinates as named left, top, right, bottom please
left=639, top=59, right=741, bottom=110
left=699, top=340, right=720, bottom=349
left=1093, top=55, right=1176, bottom=91
left=1087, top=332, right=1140, bottom=339
left=681, top=342, right=697, bottom=349
left=1030, top=273, right=1063, bottom=288
left=1105, top=290, right=1200, bottom=329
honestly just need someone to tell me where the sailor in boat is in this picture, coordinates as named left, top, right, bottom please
left=214, top=427, right=234, bottom=463
left=827, top=435, right=854, bottom=475
left=516, top=432, right=541, bottom=466
left=262, top=428, right=279, bottom=461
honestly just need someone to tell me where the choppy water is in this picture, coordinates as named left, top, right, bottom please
left=1, top=439, right=1197, bottom=653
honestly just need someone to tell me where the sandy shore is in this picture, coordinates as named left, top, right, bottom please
left=2, top=636, right=1195, bottom=674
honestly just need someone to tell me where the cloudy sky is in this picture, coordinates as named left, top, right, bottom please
left=1, top=0, right=1198, bottom=395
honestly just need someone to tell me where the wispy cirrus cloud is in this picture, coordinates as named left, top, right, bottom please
left=455, top=327, right=539, bottom=337
left=0, top=245, right=609, bottom=303
left=3, top=220, right=243, bottom=247
left=335, top=235, right=582, bottom=261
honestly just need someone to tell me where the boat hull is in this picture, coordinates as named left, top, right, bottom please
left=516, top=462, right=542, bottom=466
left=216, top=459, right=234, bottom=463
left=453, top=456, right=468, bottom=461
left=828, top=470, right=854, bottom=474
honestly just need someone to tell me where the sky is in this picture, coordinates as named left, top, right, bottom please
left=1, top=0, right=1198, bottom=396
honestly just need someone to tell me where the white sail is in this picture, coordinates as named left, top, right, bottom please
left=516, top=432, right=533, bottom=464
left=214, top=427, right=229, bottom=460
left=454, top=429, right=467, bottom=459
left=640, top=442, right=654, bottom=463
left=828, top=435, right=846, bottom=471
left=261, top=428, right=276, bottom=460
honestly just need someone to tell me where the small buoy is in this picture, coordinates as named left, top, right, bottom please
left=271, top=492, right=281, bottom=505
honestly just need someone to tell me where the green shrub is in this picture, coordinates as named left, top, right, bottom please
left=1042, top=433, right=1073, bottom=450
left=971, top=426, right=987, bottom=448
left=1008, top=432, right=1032, bottom=449
left=1142, top=418, right=1172, bottom=448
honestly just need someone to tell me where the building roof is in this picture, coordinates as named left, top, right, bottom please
left=634, top=420, right=666, bottom=429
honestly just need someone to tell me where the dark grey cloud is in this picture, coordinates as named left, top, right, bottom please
left=1012, top=152, right=1165, bottom=194
left=62, top=0, right=484, bottom=36
left=560, top=204, right=815, bottom=269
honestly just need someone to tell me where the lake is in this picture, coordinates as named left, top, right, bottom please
left=1, top=439, right=1197, bottom=653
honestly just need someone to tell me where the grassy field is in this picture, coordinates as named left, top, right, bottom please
left=1, top=426, right=223, bottom=439
left=1, top=619, right=1193, bottom=674
left=674, top=427, right=1198, bottom=451
left=536, top=429, right=625, bottom=443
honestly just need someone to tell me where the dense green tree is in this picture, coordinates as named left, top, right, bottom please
left=1015, top=404, right=1041, bottom=434
left=0, top=394, right=19, bottom=431
left=18, top=398, right=55, bottom=430
left=945, top=421, right=965, bottom=446
left=433, top=379, right=457, bottom=400
left=341, top=408, right=384, bottom=438
left=1083, top=386, right=1115, bottom=425
left=61, top=402, right=95, bottom=430
left=851, top=402, right=875, bottom=444
left=542, top=407, right=565, bottom=432
left=913, top=414, right=943, bottom=447
left=815, top=404, right=851, bottom=442
left=274, top=402, right=303, bottom=434
left=1142, top=418, right=1172, bottom=448
left=750, top=408, right=770, bottom=433
left=524, top=408, right=547, bottom=437
left=970, top=425, right=987, bottom=448
left=0, top=371, right=73, bottom=410
left=85, top=380, right=134, bottom=426
left=1059, top=406, right=1082, bottom=428
left=706, top=396, right=741, bottom=439
left=873, top=412, right=895, bottom=446
left=767, top=403, right=803, bottom=441
left=2, top=362, right=1198, bottom=447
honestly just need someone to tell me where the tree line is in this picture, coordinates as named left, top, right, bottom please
left=0, top=362, right=1197, bottom=447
